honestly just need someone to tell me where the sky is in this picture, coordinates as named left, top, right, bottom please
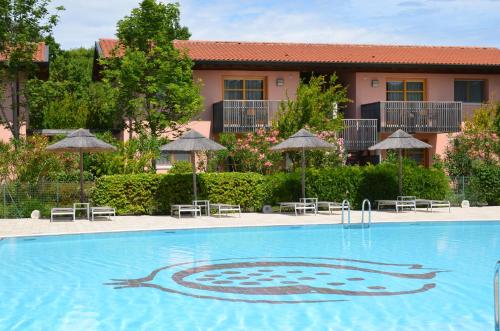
left=52, top=0, right=500, bottom=50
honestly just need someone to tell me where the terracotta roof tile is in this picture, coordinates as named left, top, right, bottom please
left=0, top=42, right=48, bottom=62
left=97, top=39, right=500, bottom=66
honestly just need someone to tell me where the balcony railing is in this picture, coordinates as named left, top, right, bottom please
left=361, top=101, right=462, bottom=133
left=213, top=100, right=281, bottom=133
left=341, top=119, right=378, bottom=151
left=462, top=103, right=484, bottom=121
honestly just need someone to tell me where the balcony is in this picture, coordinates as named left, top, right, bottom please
left=213, top=100, right=378, bottom=151
left=361, top=101, right=462, bottom=133
left=341, top=119, right=378, bottom=151
left=213, top=100, right=281, bottom=133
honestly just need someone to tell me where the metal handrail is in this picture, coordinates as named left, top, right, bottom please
left=361, top=199, right=372, bottom=227
left=495, top=261, right=499, bottom=331
left=341, top=199, right=351, bottom=228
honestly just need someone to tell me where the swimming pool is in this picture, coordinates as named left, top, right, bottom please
left=0, top=221, right=498, bottom=330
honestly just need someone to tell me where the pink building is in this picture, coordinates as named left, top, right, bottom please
left=95, top=39, right=500, bottom=167
left=0, top=43, right=49, bottom=142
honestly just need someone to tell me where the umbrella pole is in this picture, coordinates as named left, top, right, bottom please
left=79, top=151, right=84, bottom=203
left=301, top=148, right=306, bottom=199
left=192, top=151, right=197, bottom=201
left=398, top=148, right=403, bottom=196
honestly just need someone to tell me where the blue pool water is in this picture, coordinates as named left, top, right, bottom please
left=0, top=221, right=499, bottom=330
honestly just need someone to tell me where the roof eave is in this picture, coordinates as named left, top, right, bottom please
left=191, top=60, right=500, bottom=73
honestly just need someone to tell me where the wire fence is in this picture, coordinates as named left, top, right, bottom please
left=1, top=180, right=94, bottom=219
left=449, top=176, right=471, bottom=205
left=0, top=175, right=478, bottom=219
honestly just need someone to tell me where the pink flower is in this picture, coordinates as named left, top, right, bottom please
left=264, top=161, right=273, bottom=167
left=258, top=153, right=265, bottom=160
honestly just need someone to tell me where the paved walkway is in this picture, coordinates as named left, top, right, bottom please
left=0, top=207, right=499, bottom=238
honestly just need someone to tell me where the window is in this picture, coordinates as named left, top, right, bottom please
left=156, top=152, right=191, bottom=167
left=386, top=80, right=425, bottom=101
left=223, top=78, right=265, bottom=100
left=454, top=80, right=485, bottom=103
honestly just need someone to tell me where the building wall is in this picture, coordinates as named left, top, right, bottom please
left=193, top=69, right=300, bottom=136
left=341, top=71, right=357, bottom=119
left=1, top=72, right=29, bottom=142
left=353, top=72, right=500, bottom=118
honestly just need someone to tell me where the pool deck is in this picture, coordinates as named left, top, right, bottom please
left=0, top=206, right=499, bottom=238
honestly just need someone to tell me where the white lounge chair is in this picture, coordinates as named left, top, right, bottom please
left=376, top=197, right=416, bottom=213
left=171, top=204, right=201, bottom=218
left=415, top=199, right=451, bottom=212
left=211, top=203, right=241, bottom=217
left=316, top=201, right=348, bottom=215
left=279, top=199, right=317, bottom=216
left=193, top=200, right=210, bottom=216
left=50, top=207, right=75, bottom=222
left=91, top=206, right=115, bottom=221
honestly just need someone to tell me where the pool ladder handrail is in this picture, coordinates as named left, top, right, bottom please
left=341, top=199, right=351, bottom=227
left=495, top=261, right=500, bottom=331
left=341, top=199, right=371, bottom=228
left=361, top=199, right=372, bottom=228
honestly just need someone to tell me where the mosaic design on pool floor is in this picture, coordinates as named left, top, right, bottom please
left=106, top=257, right=447, bottom=304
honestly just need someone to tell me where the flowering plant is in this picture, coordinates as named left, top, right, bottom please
left=209, top=129, right=283, bottom=173
left=444, top=102, right=500, bottom=176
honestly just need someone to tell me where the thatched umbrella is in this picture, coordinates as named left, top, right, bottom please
left=160, top=130, right=225, bottom=201
left=46, top=129, right=117, bottom=202
left=271, top=129, right=335, bottom=199
left=369, top=129, right=431, bottom=196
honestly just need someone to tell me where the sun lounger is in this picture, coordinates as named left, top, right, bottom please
left=193, top=200, right=210, bottom=216
left=415, top=199, right=451, bottom=212
left=376, top=199, right=416, bottom=213
left=171, top=204, right=201, bottom=218
left=50, top=207, right=75, bottom=222
left=279, top=202, right=317, bottom=216
left=211, top=203, right=241, bottom=217
left=91, top=206, right=115, bottom=221
left=316, top=201, right=347, bottom=215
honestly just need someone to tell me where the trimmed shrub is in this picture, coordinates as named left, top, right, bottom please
left=155, top=174, right=194, bottom=214
left=264, top=171, right=301, bottom=205
left=467, top=162, right=500, bottom=205
left=90, top=164, right=452, bottom=215
left=169, top=161, right=193, bottom=174
left=199, top=172, right=268, bottom=211
left=402, top=164, right=450, bottom=200
left=91, top=172, right=271, bottom=215
left=306, top=166, right=364, bottom=207
left=90, top=174, right=161, bottom=215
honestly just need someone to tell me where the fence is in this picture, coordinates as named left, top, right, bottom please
left=1, top=180, right=94, bottom=219
left=449, top=176, right=470, bottom=204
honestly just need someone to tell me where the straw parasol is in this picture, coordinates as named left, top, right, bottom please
left=271, top=128, right=335, bottom=199
left=369, top=129, right=431, bottom=196
left=46, top=128, right=117, bottom=202
left=160, top=130, right=226, bottom=201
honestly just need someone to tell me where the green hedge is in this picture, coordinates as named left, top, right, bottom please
left=467, top=162, right=500, bottom=205
left=91, top=172, right=270, bottom=215
left=91, top=174, right=162, bottom=215
left=90, top=164, right=452, bottom=215
left=200, top=173, right=268, bottom=210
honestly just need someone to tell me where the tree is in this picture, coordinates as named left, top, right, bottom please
left=26, top=48, right=119, bottom=131
left=275, top=74, right=349, bottom=137
left=274, top=74, right=350, bottom=167
left=0, top=0, right=63, bottom=142
left=444, top=102, right=500, bottom=177
left=102, top=1, right=203, bottom=170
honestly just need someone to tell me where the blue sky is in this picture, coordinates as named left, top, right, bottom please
left=53, top=0, right=500, bottom=49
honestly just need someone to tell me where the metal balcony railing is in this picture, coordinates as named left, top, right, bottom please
left=213, top=100, right=281, bottom=133
left=361, top=101, right=462, bottom=133
left=341, top=119, right=378, bottom=151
